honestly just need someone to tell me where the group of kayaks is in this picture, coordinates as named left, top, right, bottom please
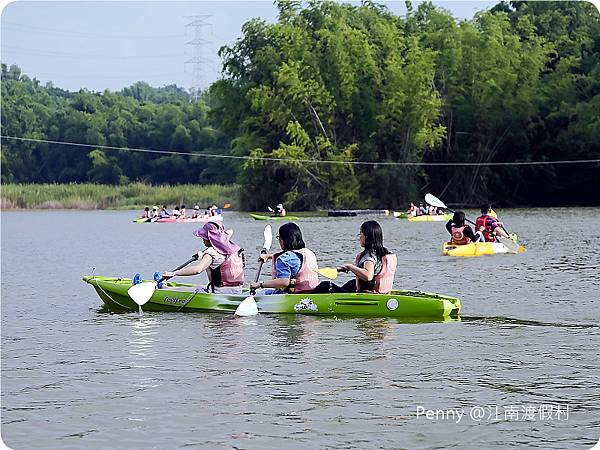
left=134, top=214, right=223, bottom=223
left=96, top=197, right=525, bottom=319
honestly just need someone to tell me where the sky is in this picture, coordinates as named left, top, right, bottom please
left=1, top=0, right=502, bottom=93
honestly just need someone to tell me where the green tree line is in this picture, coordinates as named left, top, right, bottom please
left=2, top=1, right=599, bottom=208
left=1, top=69, right=237, bottom=186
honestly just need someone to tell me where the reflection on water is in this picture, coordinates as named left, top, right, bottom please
left=128, top=316, right=159, bottom=360
left=1, top=209, right=599, bottom=449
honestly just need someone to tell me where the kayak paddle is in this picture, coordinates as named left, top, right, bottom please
left=316, top=267, right=339, bottom=280
left=235, top=224, right=272, bottom=316
left=425, top=193, right=521, bottom=252
left=127, top=254, right=199, bottom=307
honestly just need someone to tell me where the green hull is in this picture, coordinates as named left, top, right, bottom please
left=82, top=276, right=460, bottom=319
left=249, top=213, right=300, bottom=221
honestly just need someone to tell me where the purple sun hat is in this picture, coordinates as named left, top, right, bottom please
left=193, top=221, right=240, bottom=255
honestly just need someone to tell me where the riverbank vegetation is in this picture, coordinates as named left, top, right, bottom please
left=0, top=183, right=239, bottom=210
left=1, top=1, right=599, bottom=208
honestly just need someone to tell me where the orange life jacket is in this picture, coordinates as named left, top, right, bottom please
left=451, top=225, right=471, bottom=245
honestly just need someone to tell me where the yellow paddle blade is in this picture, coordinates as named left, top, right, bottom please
left=223, top=203, right=231, bottom=209
left=317, top=267, right=338, bottom=280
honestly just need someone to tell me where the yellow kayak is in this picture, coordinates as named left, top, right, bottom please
left=442, top=241, right=526, bottom=257
left=408, top=214, right=452, bottom=222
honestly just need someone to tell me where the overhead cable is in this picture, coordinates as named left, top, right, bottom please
left=2, top=135, right=599, bottom=167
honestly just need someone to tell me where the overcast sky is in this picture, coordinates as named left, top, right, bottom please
left=1, top=0, right=502, bottom=93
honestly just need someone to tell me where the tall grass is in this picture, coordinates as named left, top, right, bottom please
left=0, top=183, right=240, bottom=210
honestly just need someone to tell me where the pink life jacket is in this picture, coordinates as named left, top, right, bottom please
left=207, top=249, right=245, bottom=291
left=451, top=225, right=471, bottom=245
left=354, top=252, right=397, bottom=294
left=271, top=248, right=319, bottom=293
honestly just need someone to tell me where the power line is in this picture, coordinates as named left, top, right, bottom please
left=2, top=21, right=185, bottom=39
left=0, top=71, right=183, bottom=80
left=2, top=135, right=599, bottom=167
left=1, top=45, right=184, bottom=60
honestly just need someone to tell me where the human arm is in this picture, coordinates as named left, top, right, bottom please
left=163, top=252, right=213, bottom=278
left=464, top=225, right=478, bottom=242
left=494, top=225, right=509, bottom=239
left=249, top=251, right=298, bottom=290
left=339, top=260, right=375, bottom=282
left=258, top=253, right=274, bottom=263
left=488, top=218, right=509, bottom=239
left=249, top=277, right=291, bottom=290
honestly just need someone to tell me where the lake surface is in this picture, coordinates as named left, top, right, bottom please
left=1, top=209, right=599, bottom=449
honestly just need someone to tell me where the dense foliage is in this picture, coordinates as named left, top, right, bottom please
left=1, top=182, right=239, bottom=210
left=1, top=68, right=236, bottom=186
left=2, top=1, right=599, bottom=208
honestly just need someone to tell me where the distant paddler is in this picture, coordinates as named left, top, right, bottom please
left=275, top=203, right=286, bottom=217
left=446, top=211, right=478, bottom=245
left=476, top=204, right=509, bottom=242
left=138, top=207, right=151, bottom=222
left=267, top=203, right=287, bottom=217
left=159, top=205, right=170, bottom=219
left=162, top=221, right=244, bottom=294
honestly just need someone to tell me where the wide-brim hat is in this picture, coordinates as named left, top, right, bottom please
left=193, top=221, right=240, bottom=255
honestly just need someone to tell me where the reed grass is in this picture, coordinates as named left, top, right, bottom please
left=0, top=183, right=240, bottom=210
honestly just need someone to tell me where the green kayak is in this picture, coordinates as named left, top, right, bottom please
left=250, top=213, right=300, bottom=221
left=82, top=276, right=460, bottom=319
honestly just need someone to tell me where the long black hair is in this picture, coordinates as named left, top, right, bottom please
left=360, top=220, right=390, bottom=261
left=452, top=211, right=466, bottom=226
left=278, top=223, right=306, bottom=251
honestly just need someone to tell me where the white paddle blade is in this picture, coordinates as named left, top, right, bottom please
left=263, top=225, right=273, bottom=251
left=497, top=236, right=521, bottom=253
left=235, top=296, right=259, bottom=316
left=127, top=281, right=157, bottom=306
left=425, top=193, right=447, bottom=209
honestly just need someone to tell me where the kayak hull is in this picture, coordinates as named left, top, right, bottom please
left=408, top=214, right=452, bottom=222
left=250, top=214, right=299, bottom=221
left=83, top=276, right=460, bottom=319
left=442, top=241, right=526, bottom=257
left=134, top=214, right=223, bottom=223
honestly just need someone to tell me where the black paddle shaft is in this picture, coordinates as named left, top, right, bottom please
left=443, top=206, right=477, bottom=227
left=156, top=254, right=199, bottom=284
left=250, top=249, right=268, bottom=294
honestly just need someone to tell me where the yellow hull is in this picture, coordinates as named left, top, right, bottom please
left=442, top=241, right=526, bottom=257
left=408, top=214, right=453, bottom=222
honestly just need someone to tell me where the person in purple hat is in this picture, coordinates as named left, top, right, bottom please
left=162, top=221, right=245, bottom=294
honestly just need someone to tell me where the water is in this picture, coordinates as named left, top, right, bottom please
left=1, top=209, right=599, bottom=449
